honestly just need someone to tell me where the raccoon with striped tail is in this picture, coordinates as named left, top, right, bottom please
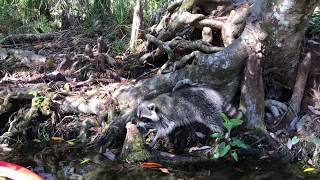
left=136, top=79, right=243, bottom=148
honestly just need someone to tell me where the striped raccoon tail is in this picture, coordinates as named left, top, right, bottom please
left=222, top=102, right=243, bottom=119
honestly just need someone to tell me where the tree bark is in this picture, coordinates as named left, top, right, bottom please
left=241, top=54, right=265, bottom=130
left=261, top=0, right=317, bottom=86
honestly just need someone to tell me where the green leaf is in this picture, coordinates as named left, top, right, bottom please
left=212, top=152, right=220, bottom=160
left=231, top=152, right=238, bottom=161
left=304, top=167, right=316, bottom=172
left=291, top=136, right=300, bottom=145
left=230, top=119, right=243, bottom=126
left=66, top=139, right=77, bottom=146
left=223, top=118, right=243, bottom=132
left=31, top=95, right=45, bottom=107
left=210, top=132, right=224, bottom=139
left=217, top=142, right=231, bottom=158
left=223, top=120, right=233, bottom=132
left=213, top=142, right=230, bottom=160
left=220, top=112, right=229, bottom=121
left=230, top=138, right=249, bottom=149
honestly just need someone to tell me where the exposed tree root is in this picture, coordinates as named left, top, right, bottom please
left=241, top=54, right=265, bottom=130
left=288, top=53, right=312, bottom=119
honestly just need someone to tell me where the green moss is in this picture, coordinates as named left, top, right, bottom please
left=120, top=124, right=151, bottom=162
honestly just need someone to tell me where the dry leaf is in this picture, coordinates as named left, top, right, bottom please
left=159, top=168, right=170, bottom=174
left=34, top=43, right=44, bottom=49
left=51, top=137, right=64, bottom=141
left=63, top=83, right=72, bottom=92
left=140, top=162, right=162, bottom=168
left=46, top=57, right=55, bottom=68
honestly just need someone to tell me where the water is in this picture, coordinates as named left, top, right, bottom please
left=0, top=143, right=319, bottom=180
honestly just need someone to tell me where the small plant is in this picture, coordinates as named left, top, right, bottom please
left=29, top=92, right=45, bottom=107
left=210, top=113, right=249, bottom=161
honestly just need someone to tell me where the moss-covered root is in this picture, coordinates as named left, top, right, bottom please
left=119, top=122, right=151, bottom=162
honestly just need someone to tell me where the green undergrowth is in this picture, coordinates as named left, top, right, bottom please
left=0, top=0, right=168, bottom=34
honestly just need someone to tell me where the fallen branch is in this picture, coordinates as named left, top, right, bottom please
left=0, top=32, right=58, bottom=45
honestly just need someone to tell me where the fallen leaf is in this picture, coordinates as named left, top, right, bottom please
left=267, top=150, right=274, bottom=155
left=159, top=168, right=170, bottom=174
left=34, top=43, right=44, bottom=49
left=304, top=167, right=316, bottom=172
left=225, top=156, right=232, bottom=161
left=51, top=137, right=64, bottom=141
left=287, top=138, right=293, bottom=150
left=259, top=155, right=269, bottom=160
left=198, top=146, right=212, bottom=151
left=291, top=136, right=300, bottom=145
left=103, top=150, right=117, bottom=161
left=140, top=162, right=162, bottom=168
left=32, top=139, right=41, bottom=143
left=233, top=167, right=244, bottom=173
left=63, top=83, right=72, bottom=92
left=46, top=57, right=55, bottom=68
left=80, top=158, right=90, bottom=164
left=195, top=132, right=206, bottom=138
left=66, top=139, right=77, bottom=146
left=303, top=167, right=316, bottom=172
left=189, top=147, right=200, bottom=153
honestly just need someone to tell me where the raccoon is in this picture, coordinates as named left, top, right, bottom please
left=136, top=85, right=242, bottom=148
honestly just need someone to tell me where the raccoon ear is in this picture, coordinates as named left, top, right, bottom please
left=148, top=103, right=156, bottom=111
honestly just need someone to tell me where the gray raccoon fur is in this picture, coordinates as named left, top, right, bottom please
left=136, top=85, right=242, bottom=148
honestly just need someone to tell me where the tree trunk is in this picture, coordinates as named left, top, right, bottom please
left=262, top=0, right=317, bottom=87
left=129, top=0, right=144, bottom=50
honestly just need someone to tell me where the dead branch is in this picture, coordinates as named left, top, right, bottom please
left=3, top=48, right=47, bottom=65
